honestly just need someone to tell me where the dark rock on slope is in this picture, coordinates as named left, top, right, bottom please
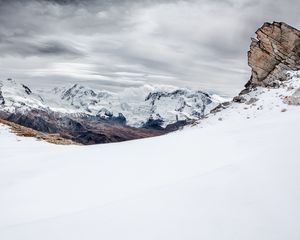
left=0, top=109, right=165, bottom=145
left=0, top=90, right=5, bottom=105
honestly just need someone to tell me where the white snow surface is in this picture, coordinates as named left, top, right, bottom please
left=1, top=71, right=300, bottom=240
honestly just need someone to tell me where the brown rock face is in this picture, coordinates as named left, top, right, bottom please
left=247, top=22, right=300, bottom=87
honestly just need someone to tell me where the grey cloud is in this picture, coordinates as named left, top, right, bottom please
left=0, top=0, right=299, bottom=96
left=34, top=41, right=83, bottom=56
left=0, top=38, right=83, bottom=57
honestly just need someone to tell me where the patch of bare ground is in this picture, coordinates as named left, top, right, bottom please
left=0, top=118, right=78, bottom=145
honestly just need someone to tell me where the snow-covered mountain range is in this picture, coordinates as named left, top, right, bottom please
left=0, top=79, right=220, bottom=127
left=0, top=78, right=221, bottom=144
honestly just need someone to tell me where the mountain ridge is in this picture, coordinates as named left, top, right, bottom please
left=0, top=79, right=219, bottom=144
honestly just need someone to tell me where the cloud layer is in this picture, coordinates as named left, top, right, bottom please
left=0, top=0, right=299, bottom=95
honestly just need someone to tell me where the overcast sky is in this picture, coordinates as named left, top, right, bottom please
left=0, top=0, right=299, bottom=95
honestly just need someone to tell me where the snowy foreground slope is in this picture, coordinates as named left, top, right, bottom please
left=1, top=73, right=300, bottom=240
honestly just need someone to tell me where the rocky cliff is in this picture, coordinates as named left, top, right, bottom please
left=246, top=22, right=300, bottom=88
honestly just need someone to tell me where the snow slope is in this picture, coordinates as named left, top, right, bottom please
left=0, top=72, right=300, bottom=240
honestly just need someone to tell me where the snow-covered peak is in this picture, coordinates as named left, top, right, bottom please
left=0, top=78, right=45, bottom=111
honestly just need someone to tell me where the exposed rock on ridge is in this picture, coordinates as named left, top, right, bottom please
left=246, top=22, right=300, bottom=88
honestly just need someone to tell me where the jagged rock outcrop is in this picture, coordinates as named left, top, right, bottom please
left=0, top=90, right=4, bottom=105
left=0, top=82, right=5, bottom=105
left=246, top=22, right=300, bottom=88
